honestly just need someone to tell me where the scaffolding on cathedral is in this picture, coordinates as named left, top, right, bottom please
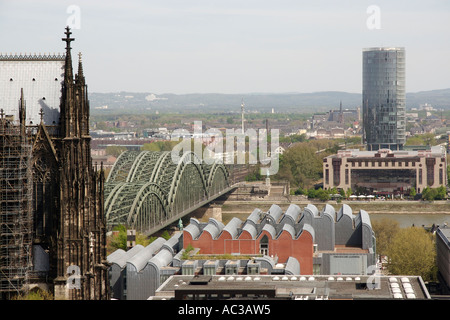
left=0, top=112, right=33, bottom=296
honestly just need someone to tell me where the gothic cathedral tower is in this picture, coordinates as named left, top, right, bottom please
left=30, top=27, right=109, bottom=300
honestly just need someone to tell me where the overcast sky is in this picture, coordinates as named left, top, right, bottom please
left=1, top=0, right=449, bottom=94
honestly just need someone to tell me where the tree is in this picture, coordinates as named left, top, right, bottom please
left=107, top=224, right=153, bottom=254
left=422, top=186, right=447, bottom=201
left=422, top=187, right=434, bottom=201
left=386, top=226, right=437, bottom=281
left=409, top=187, right=416, bottom=198
left=435, top=185, right=447, bottom=200
left=346, top=187, right=353, bottom=199
left=316, top=188, right=330, bottom=201
left=274, top=142, right=322, bottom=189
left=371, top=218, right=400, bottom=257
left=307, top=188, right=317, bottom=199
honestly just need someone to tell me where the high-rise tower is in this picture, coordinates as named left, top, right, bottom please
left=362, top=47, right=406, bottom=151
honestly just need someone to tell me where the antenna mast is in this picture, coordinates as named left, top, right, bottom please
left=241, top=98, right=245, bottom=134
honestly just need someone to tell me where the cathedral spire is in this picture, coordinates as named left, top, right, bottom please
left=62, top=26, right=75, bottom=82
left=77, top=52, right=85, bottom=83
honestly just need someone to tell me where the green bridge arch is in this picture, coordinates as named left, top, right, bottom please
left=105, top=150, right=232, bottom=235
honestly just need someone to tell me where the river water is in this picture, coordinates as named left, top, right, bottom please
left=369, top=213, right=450, bottom=229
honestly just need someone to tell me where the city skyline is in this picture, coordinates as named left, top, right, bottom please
left=1, top=1, right=450, bottom=95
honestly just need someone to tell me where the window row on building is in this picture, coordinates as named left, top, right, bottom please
left=323, top=146, right=447, bottom=194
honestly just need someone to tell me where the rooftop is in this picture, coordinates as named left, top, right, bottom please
left=151, top=274, right=430, bottom=300
left=329, top=146, right=446, bottom=159
left=363, top=47, right=405, bottom=52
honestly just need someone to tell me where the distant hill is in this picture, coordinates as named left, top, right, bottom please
left=89, top=89, right=450, bottom=114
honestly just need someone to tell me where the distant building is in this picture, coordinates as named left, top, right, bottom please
left=362, top=47, right=406, bottom=151
left=323, top=146, right=447, bottom=194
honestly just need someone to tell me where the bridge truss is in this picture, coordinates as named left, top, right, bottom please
left=105, top=151, right=231, bottom=235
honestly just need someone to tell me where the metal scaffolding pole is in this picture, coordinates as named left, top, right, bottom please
left=0, top=116, right=33, bottom=297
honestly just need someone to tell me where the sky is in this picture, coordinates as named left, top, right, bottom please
left=1, top=0, right=449, bottom=94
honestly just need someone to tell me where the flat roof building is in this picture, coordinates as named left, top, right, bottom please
left=323, top=146, right=447, bottom=194
left=151, top=274, right=431, bottom=300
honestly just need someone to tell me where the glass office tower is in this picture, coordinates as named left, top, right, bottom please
left=362, top=47, right=406, bottom=151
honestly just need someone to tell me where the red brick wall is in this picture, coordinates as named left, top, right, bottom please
left=183, top=227, right=314, bottom=274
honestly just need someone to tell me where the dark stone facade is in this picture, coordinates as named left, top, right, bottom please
left=1, top=27, right=109, bottom=299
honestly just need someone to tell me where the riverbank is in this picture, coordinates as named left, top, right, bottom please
left=215, top=199, right=450, bottom=227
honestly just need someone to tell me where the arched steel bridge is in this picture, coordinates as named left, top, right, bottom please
left=104, top=150, right=236, bottom=235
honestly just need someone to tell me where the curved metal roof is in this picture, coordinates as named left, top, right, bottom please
left=241, top=222, right=258, bottom=239
left=262, top=223, right=277, bottom=239
left=208, top=218, right=225, bottom=233
left=107, top=248, right=126, bottom=263
left=184, top=220, right=201, bottom=240
left=322, top=204, right=336, bottom=221
left=301, top=223, right=315, bottom=241
left=203, top=222, right=222, bottom=239
left=359, top=209, right=372, bottom=228
left=109, top=245, right=144, bottom=269
left=148, top=248, right=174, bottom=270
left=247, top=208, right=262, bottom=224
left=162, top=232, right=182, bottom=254
left=126, top=237, right=166, bottom=272
left=281, top=223, right=296, bottom=239
left=268, top=204, right=283, bottom=222
left=304, top=204, right=319, bottom=217
left=336, top=203, right=353, bottom=222
left=223, top=217, right=242, bottom=239
left=285, top=257, right=300, bottom=275
left=284, top=204, right=301, bottom=223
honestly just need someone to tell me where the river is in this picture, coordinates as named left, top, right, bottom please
left=369, top=213, right=449, bottom=229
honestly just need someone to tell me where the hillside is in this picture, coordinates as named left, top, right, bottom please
left=89, top=89, right=450, bottom=114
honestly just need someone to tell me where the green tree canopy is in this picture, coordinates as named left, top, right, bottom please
left=107, top=224, right=153, bottom=254
left=275, top=142, right=323, bottom=188
left=371, top=218, right=400, bottom=257
left=386, top=226, right=437, bottom=281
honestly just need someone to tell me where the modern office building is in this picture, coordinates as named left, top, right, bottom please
left=362, top=47, right=406, bottom=151
left=323, top=146, right=447, bottom=195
